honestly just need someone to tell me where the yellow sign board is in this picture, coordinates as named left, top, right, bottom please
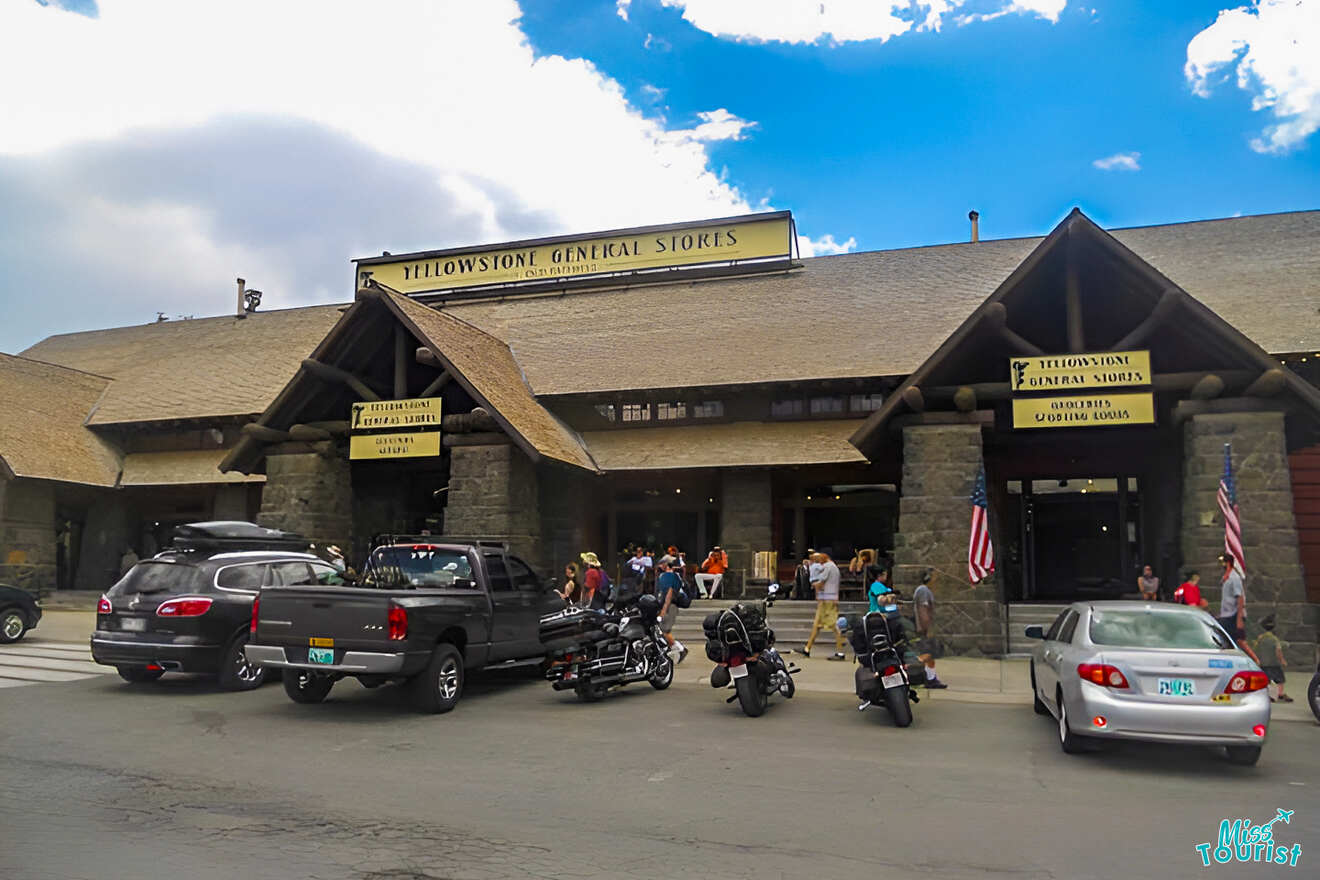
left=349, top=431, right=442, bottom=460
left=1012, top=392, right=1156, bottom=429
left=351, top=397, right=443, bottom=430
left=1009, top=350, right=1151, bottom=392
left=355, top=212, right=792, bottom=295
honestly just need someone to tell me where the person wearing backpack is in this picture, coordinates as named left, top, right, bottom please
left=580, top=551, right=611, bottom=610
left=655, top=558, right=689, bottom=663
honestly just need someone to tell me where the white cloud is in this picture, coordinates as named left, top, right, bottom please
left=617, top=0, right=632, bottom=20
left=1092, top=151, right=1141, bottom=171
left=654, top=0, right=1067, bottom=45
left=798, top=233, right=858, bottom=258
left=1185, top=0, right=1320, bottom=153
left=0, top=0, right=866, bottom=349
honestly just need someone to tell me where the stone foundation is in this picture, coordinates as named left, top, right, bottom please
left=257, top=451, right=352, bottom=552
left=893, top=425, right=1003, bottom=656
left=1181, top=412, right=1317, bottom=666
left=443, top=444, right=541, bottom=566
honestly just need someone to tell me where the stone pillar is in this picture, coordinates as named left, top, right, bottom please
left=893, top=425, right=1002, bottom=656
left=719, top=470, right=773, bottom=585
left=1181, top=412, right=1316, bottom=666
left=257, top=451, right=352, bottom=551
left=538, top=464, right=593, bottom=579
left=443, top=444, right=540, bottom=565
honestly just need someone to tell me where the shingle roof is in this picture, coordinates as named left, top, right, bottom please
left=20, top=305, right=345, bottom=425
left=120, top=450, right=266, bottom=486
left=582, top=419, right=868, bottom=471
left=440, top=210, right=1320, bottom=395
left=0, top=354, right=122, bottom=486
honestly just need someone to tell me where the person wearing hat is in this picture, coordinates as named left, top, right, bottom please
left=580, top=551, right=609, bottom=610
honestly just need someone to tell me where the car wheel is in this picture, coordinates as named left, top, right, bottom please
left=283, top=669, right=333, bottom=704
left=0, top=607, right=28, bottom=644
left=1030, top=662, right=1049, bottom=716
left=217, top=635, right=266, bottom=691
left=1056, top=688, right=1088, bottom=754
left=411, top=643, right=464, bottom=714
left=117, top=666, right=164, bottom=683
left=1307, top=672, right=1320, bottom=724
left=1224, top=745, right=1262, bottom=766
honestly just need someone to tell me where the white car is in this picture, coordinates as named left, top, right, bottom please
left=1026, top=601, right=1271, bottom=765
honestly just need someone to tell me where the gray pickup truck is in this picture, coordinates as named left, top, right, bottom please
left=244, top=540, right=563, bottom=713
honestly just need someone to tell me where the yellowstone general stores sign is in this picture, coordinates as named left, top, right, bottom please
left=354, top=211, right=793, bottom=297
left=349, top=397, right=443, bottom=460
left=1008, top=349, right=1155, bottom=430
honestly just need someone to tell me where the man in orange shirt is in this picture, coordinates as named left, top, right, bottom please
left=695, top=546, right=728, bottom=598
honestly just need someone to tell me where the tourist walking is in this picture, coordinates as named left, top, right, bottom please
left=912, top=569, right=947, bottom=689
left=1252, top=615, right=1291, bottom=702
left=1137, top=564, right=1160, bottom=601
left=1216, top=553, right=1259, bottom=663
left=655, top=558, right=688, bottom=664
left=580, top=552, right=610, bottom=610
left=801, top=551, right=846, bottom=660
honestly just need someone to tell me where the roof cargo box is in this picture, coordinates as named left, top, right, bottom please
left=171, top=521, right=310, bottom=553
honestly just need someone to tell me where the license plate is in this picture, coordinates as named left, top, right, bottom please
left=120, top=617, right=146, bottom=632
left=308, top=647, right=335, bottom=665
left=729, top=664, right=749, bottom=679
left=1158, top=678, right=1195, bottom=697
left=881, top=672, right=905, bottom=689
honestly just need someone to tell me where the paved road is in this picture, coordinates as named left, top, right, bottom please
left=0, top=639, right=115, bottom=688
left=2, top=664, right=1316, bottom=880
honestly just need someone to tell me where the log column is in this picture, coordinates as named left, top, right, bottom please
left=1181, top=412, right=1316, bottom=666
left=893, top=424, right=1003, bottom=656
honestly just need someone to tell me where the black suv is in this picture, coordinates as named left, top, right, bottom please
left=91, top=521, right=345, bottom=689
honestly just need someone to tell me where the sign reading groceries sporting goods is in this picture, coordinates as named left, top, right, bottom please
left=1011, top=392, right=1156, bottom=429
left=349, top=397, right=442, bottom=460
left=349, top=431, right=441, bottom=461
left=354, top=212, right=793, bottom=296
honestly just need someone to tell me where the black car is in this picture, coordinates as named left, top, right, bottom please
left=90, top=521, right=346, bottom=689
left=0, top=585, right=42, bottom=643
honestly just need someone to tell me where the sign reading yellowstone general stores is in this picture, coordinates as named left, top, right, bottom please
left=1009, top=350, right=1151, bottom=392
left=351, top=397, right=443, bottom=430
left=354, top=212, right=793, bottom=296
left=1012, top=392, right=1156, bottom=429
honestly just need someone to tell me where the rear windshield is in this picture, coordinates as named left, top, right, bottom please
left=108, top=560, right=207, bottom=596
left=362, top=547, right=476, bottom=589
left=1089, top=609, right=1235, bottom=650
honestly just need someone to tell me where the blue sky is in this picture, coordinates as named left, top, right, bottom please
left=0, top=0, right=1316, bottom=351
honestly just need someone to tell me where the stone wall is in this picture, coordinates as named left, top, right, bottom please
left=538, top=464, right=594, bottom=580
left=257, top=451, right=352, bottom=552
left=720, top=470, right=772, bottom=576
left=1181, top=412, right=1317, bottom=666
left=893, top=425, right=1002, bottom=656
left=443, top=443, right=541, bottom=566
left=0, top=479, right=57, bottom=595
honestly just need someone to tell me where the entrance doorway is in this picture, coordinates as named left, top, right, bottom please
left=1009, top=478, right=1141, bottom=601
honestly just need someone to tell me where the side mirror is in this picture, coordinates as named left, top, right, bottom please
left=1024, top=625, right=1045, bottom=640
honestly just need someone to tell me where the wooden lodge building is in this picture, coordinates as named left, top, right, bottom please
left=3, top=208, right=1319, bottom=662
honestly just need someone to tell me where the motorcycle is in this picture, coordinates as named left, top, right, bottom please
left=1308, top=663, right=1320, bottom=723
left=540, top=592, right=674, bottom=701
left=839, top=609, right=924, bottom=727
left=704, top=584, right=798, bottom=716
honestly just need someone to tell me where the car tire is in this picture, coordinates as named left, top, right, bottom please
left=882, top=685, right=913, bottom=728
left=0, top=607, right=28, bottom=644
left=283, top=669, right=334, bottom=704
left=1224, top=745, right=1262, bottom=766
left=1056, top=688, right=1088, bottom=754
left=217, top=634, right=266, bottom=691
left=117, top=666, right=164, bottom=683
left=1030, top=663, right=1049, bottom=716
left=1307, top=672, right=1320, bottom=724
left=410, top=643, right=464, bottom=714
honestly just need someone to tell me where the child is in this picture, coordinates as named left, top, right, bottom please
left=1252, top=615, right=1291, bottom=702
left=1172, top=571, right=1207, bottom=608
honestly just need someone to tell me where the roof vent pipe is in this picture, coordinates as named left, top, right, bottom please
left=236, top=277, right=247, bottom=319
left=968, top=210, right=980, bottom=243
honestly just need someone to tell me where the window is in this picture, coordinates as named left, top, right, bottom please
left=1090, top=609, right=1234, bottom=650
left=1058, top=611, right=1081, bottom=644
left=485, top=555, right=514, bottom=591
left=594, top=404, right=616, bottom=423
left=771, top=399, right=803, bottom=418
left=507, top=557, right=542, bottom=591
left=270, top=561, right=315, bottom=585
left=849, top=393, right=884, bottom=413
left=1044, top=609, right=1070, bottom=642
left=108, top=560, right=205, bottom=597
left=363, top=547, right=475, bottom=588
left=656, top=402, right=687, bottom=420
left=621, top=403, right=651, bottom=423
left=310, top=562, right=349, bottom=586
left=693, top=400, right=724, bottom=419
left=809, top=395, right=844, bottom=415
left=216, top=564, right=267, bottom=590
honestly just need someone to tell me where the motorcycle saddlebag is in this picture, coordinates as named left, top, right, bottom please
left=701, top=612, right=722, bottom=640
left=539, top=608, right=610, bottom=653
left=704, top=638, right=731, bottom=664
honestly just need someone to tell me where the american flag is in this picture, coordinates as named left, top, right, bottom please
left=1218, top=443, right=1245, bottom=576
left=968, top=464, right=995, bottom=584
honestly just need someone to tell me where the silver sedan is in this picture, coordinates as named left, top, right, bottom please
left=1026, top=601, right=1271, bottom=765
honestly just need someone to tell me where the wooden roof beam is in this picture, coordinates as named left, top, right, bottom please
left=1111, top=286, right=1183, bottom=351
left=300, top=358, right=382, bottom=402
left=983, top=303, right=1044, bottom=356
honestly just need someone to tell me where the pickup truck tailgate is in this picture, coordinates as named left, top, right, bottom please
left=256, top=586, right=398, bottom=655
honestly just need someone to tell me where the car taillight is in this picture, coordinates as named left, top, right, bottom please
left=250, top=594, right=260, bottom=635
left=156, top=597, right=213, bottom=617
left=388, top=603, right=408, bottom=641
left=97, top=594, right=112, bottom=614
left=1225, top=670, right=1269, bottom=693
left=1077, top=663, right=1129, bottom=688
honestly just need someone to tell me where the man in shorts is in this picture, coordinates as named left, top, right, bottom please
left=655, top=558, right=688, bottom=664
left=913, top=569, right=947, bottom=689
left=801, top=551, right=846, bottom=660
left=1216, top=553, right=1260, bottom=663
left=1252, top=614, right=1290, bottom=702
